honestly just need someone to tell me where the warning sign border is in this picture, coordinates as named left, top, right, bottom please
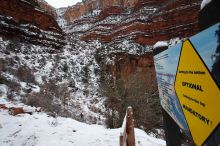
left=174, top=39, right=220, bottom=145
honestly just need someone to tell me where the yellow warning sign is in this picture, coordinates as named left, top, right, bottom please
left=175, top=40, right=220, bottom=146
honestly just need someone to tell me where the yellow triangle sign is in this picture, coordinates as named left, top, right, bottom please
left=175, top=40, right=220, bottom=145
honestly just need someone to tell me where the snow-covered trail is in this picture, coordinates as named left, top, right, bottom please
left=0, top=98, right=165, bottom=146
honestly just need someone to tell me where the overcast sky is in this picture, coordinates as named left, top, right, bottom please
left=44, top=0, right=82, bottom=8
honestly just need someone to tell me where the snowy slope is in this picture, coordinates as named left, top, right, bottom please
left=0, top=98, right=165, bottom=146
left=0, top=35, right=106, bottom=124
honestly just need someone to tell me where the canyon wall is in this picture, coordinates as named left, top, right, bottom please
left=0, top=0, right=65, bottom=49
left=85, top=0, right=200, bottom=46
left=63, top=0, right=202, bottom=98
left=37, top=0, right=57, bottom=19
left=64, top=0, right=139, bottom=22
left=63, top=0, right=201, bottom=47
left=107, top=52, right=157, bottom=92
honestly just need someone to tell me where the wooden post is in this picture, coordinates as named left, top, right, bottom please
left=126, top=107, right=135, bottom=146
left=120, top=106, right=135, bottom=146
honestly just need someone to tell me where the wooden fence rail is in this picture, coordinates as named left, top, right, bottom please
left=119, top=106, right=135, bottom=146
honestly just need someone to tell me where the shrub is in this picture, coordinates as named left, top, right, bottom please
left=22, top=81, right=71, bottom=117
left=0, top=74, right=21, bottom=93
left=16, top=66, right=36, bottom=83
left=63, top=63, right=69, bottom=73
left=0, top=59, right=7, bottom=72
left=98, top=53, right=162, bottom=133
left=6, top=40, right=21, bottom=53
left=81, top=66, right=89, bottom=83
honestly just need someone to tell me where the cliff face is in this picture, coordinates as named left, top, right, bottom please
left=37, top=0, right=57, bottom=19
left=107, top=52, right=157, bottom=92
left=64, top=0, right=138, bottom=22
left=60, top=0, right=202, bottom=103
left=149, top=0, right=200, bottom=45
left=63, top=0, right=201, bottom=48
left=97, top=50, right=161, bottom=130
left=0, top=0, right=65, bottom=49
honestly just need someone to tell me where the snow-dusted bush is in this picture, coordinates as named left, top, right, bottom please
left=16, top=66, right=36, bottom=83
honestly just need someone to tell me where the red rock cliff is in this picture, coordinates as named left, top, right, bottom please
left=0, top=0, right=65, bottom=49
left=64, top=0, right=139, bottom=22
left=37, top=0, right=57, bottom=19
left=63, top=0, right=201, bottom=47
left=109, top=52, right=154, bottom=79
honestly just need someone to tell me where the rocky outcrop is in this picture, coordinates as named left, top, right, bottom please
left=98, top=51, right=162, bottom=130
left=108, top=52, right=154, bottom=80
left=63, top=0, right=201, bottom=48
left=64, top=0, right=139, bottom=22
left=0, top=0, right=65, bottom=49
left=104, top=52, right=157, bottom=96
left=148, top=0, right=200, bottom=45
left=37, top=0, right=57, bottom=19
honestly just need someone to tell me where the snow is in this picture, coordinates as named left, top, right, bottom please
left=201, top=0, right=212, bottom=10
left=0, top=98, right=166, bottom=146
left=20, top=0, right=32, bottom=5
left=153, top=41, right=168, bottom=49
left=120, top=112, right=127, bottom=136
left=0, top=33, right=111, bottom=124
left=0, top=85, right=8, bottom=98
left=56, top=8, right=68, bottom=28
left=35, top=8, right=45, bottom=13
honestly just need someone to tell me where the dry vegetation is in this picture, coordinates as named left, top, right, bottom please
left=97, top=52, right=163, bottom=137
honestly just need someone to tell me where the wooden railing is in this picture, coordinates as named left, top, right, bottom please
left=120, top=106, right=135, bottom=146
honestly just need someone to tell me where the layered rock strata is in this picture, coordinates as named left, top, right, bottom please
left=0, top=0, right=65, bottom=49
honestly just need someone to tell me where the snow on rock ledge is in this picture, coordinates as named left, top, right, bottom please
left=201, top=0, right=212, bottom=10
left=153, top=41, right=168, bottom=49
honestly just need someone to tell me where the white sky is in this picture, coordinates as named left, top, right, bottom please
left=44, top=0, right=82, bottom=8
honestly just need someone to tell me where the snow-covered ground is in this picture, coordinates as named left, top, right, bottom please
left=0, top=97, right=165, bottom=146
left=0, top=35, right=107, bottom=124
